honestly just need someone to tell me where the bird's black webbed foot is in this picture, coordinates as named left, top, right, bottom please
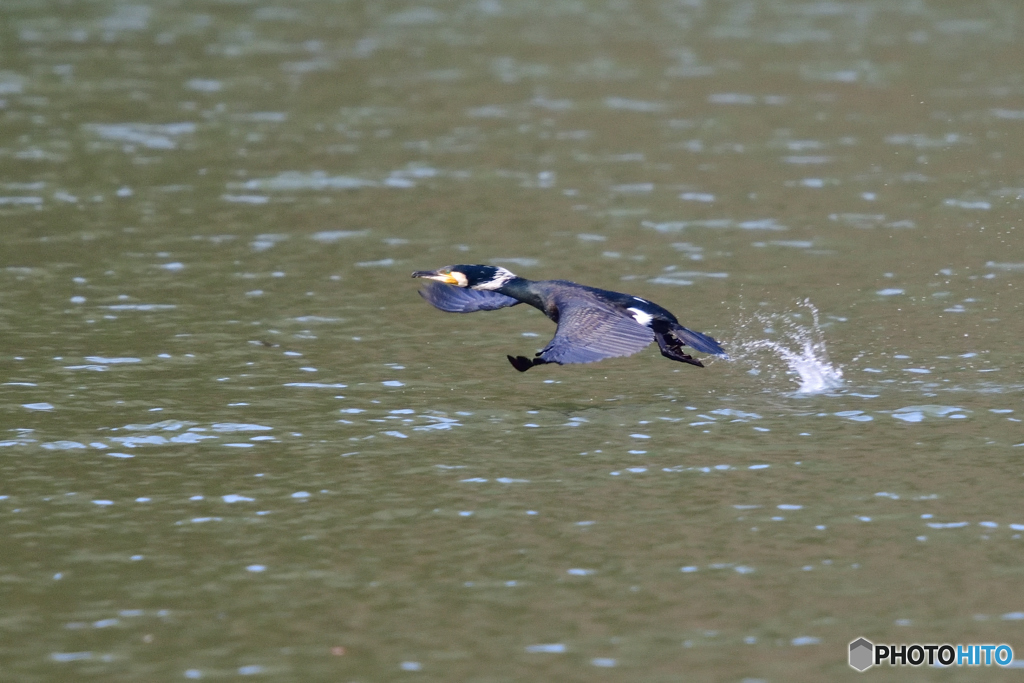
left=508, top=355, right=549, bottom=372
left=664, top=350, right=704, bottom=368
left=655, top=332, right=705, bottom=368
left=508, top=355, right=533, bottom=372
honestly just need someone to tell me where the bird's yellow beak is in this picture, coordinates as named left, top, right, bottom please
left=411, top=269, right=465, bottom=286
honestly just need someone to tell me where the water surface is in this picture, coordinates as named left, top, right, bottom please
left=2, top=1, right=1023, bottom=681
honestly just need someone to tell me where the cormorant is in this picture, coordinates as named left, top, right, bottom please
left=411, top=264, right=726, bottom=372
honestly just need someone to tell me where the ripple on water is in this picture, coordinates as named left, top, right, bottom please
left=83, top=122, right=196, bottom=149
left=641, top=218, right=787, bottom=233
left=891, top=406, right=968, bottom=422
left=526, top=643, right=566, bottom=653
left=210, top=423, right=273, bottom=432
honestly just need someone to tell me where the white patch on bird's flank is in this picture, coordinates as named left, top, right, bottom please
left=627, top=307, right=654, bottom=326
left=475, top=266, right=517, bottom=290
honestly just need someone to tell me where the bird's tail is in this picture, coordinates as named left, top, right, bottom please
left=672, top=325, right=727, bottom=356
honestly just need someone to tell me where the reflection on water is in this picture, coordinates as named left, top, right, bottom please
left=2, top=0, right=1024, bottom=679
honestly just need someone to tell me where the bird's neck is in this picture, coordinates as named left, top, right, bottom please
left=491, top=277, right=546, bottom=311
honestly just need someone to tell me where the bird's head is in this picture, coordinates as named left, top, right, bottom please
left=411, top=264, right=517, bottom=291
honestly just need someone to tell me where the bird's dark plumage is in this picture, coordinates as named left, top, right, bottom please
left=537, top=297, right=654, bottom=364
left=411, top=264, right=726, bottom=371
left=418, top=280, right=521, bottom=313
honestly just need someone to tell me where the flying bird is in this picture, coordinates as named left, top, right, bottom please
left=412, top=264, right=726, bottom=372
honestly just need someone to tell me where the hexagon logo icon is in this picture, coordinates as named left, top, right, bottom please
left=849, top=637, right=874, bottom=671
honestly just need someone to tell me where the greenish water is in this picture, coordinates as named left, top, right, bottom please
left=2, top=1, right=1023, bottom=681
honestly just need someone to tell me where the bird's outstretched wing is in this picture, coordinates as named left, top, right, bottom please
left=418, top=281, right=520, bottom=313
left=537, top=299, right=654, bottom=364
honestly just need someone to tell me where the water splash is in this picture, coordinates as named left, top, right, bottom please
left=729, top=299, right=843, bottom=395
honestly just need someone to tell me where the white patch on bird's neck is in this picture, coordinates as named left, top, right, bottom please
left=474, top=266, right=517, bottom=291
left=627, top=307, right=654, bottom=326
